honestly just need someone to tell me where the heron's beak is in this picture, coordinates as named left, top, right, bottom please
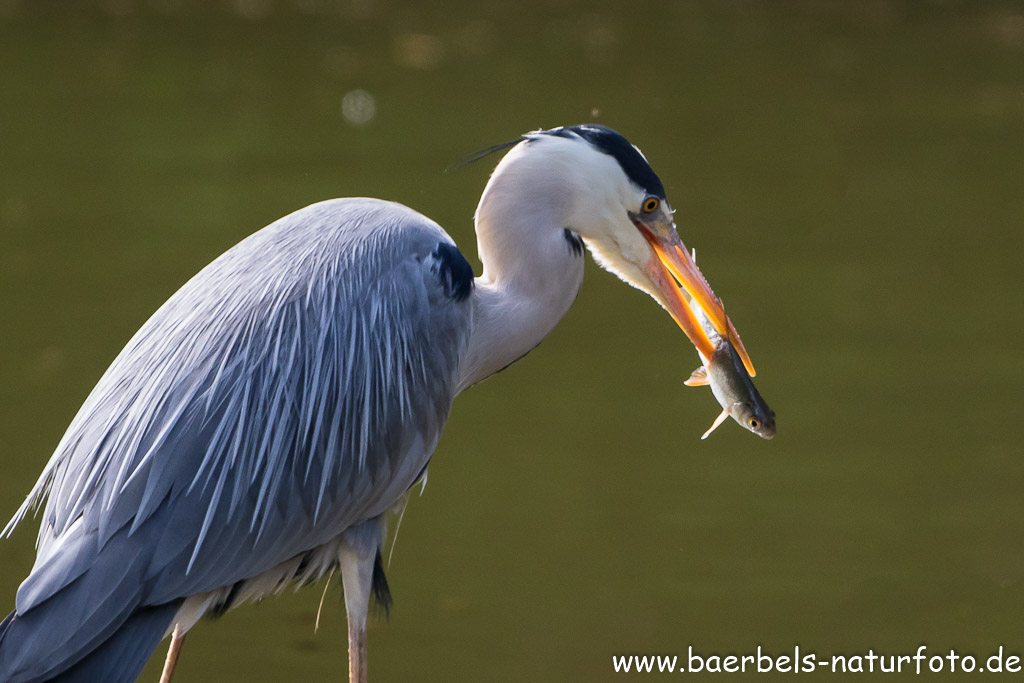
left=631, top=211, right=756, bottom=376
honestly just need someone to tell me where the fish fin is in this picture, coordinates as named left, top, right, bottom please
left=701, top=409, right=730, bottom=440
left=684, top=367, right=709, bottom=387
left=691, top=247, right=697, bottom=263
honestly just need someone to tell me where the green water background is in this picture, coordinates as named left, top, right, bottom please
left=1, top=1, right=1023, bottom=680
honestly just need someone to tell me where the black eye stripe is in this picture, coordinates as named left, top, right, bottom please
left=546, top=124, right=666, bottom=198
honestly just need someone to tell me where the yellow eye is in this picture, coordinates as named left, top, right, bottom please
left=642, top=196, right=660, bottom=213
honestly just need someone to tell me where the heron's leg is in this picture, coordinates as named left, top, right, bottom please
left=346, top=613, right=367, bottom=683
left=159, top=624, right=186, bottom=683
left=340, top=520, right=383, bottom=683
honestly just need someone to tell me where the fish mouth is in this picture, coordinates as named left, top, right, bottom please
left=631, top=212, right=756, bottom=377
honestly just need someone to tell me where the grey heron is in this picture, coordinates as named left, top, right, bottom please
left=0, top=124, right=757, bottom=682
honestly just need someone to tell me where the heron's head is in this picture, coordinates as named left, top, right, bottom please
left=489, top=124, right=750, bottom=370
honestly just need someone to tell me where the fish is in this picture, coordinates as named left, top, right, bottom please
left=684, top=338, right=775, bottom=440
left=678, top=248, right=775, bottom=440
left=646, top=239, right=775, bottom=440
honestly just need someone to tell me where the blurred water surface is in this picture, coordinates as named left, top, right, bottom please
left=1, top=1, right=1023, bottom=680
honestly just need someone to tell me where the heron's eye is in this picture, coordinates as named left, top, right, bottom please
left=749, top=418, right=760, bottom=429
left=641, top=196, right=660, bottom=213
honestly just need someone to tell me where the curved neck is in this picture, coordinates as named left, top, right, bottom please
left=456, top=177, right=585, bottom=393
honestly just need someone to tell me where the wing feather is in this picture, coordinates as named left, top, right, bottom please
left=6, top=198, right=472, bottom=619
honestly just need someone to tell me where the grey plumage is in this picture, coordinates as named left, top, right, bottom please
left=1, top=198, right=471, bottom=681
left=1, top=125, right=726, bottom=683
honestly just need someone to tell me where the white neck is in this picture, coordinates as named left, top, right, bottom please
left=455, top=155, right=585, bottom=393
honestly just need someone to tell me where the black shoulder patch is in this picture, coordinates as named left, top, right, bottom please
left=430, top=242, right=474, bottom=302
left=543, top=124, right=666, bottom=198
left=564, top=228, right=584, bottom=256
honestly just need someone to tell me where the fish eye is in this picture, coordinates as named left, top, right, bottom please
left=641, top=196, right=660, bottom=213
left=748, top=418, right=760, bottom=429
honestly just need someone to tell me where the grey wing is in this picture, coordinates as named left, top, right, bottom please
left=0, top=198, right=472, bottom=679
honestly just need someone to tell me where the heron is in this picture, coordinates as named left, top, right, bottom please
left=0, top=124, right=756, bottom=682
